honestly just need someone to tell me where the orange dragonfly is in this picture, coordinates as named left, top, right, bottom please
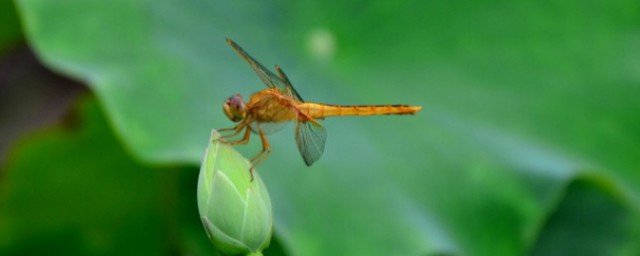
left=220, top=38, right=422, bottom=179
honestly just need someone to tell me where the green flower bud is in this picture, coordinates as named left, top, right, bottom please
left=197, top=130, right=273, bottom=255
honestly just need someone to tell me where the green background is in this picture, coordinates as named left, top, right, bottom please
left=1, top=0, right=640, bottom=255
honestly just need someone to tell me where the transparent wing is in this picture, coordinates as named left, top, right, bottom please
left=294, top=120, right=327, bottom=166
left=275, top=65, right=304, bottom=101
left=227, top=38, right=304, bottom=101
left=249, top=121, right=290, bottom=135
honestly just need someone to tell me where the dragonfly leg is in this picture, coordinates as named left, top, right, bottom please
left=219, top=122, right=246, bottom=139
left=248, top=128, right=271, bottom=181
left=224, top=125, right=252, bottom=145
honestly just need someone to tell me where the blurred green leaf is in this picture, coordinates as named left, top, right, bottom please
left=0, top=0, right=22, bottom=52
left=0, top=98, right=217, bottom=255
left=530, top=174, right=640, bottom=256
left=15, top=0, right=640, bottom=255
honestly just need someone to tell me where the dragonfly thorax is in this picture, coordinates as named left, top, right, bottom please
left=223, top=94, right=247, bottom=122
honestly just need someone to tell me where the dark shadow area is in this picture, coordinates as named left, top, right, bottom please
left=0, top=45, right=87, bottom=166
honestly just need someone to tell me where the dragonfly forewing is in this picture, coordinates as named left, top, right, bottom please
left=227, top=38, right=302, bottom=101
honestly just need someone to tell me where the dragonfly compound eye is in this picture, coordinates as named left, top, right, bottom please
left=223, top=94, right=247, bottom=122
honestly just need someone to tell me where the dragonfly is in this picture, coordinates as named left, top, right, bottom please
left=220, top=38, right=422, bottom=179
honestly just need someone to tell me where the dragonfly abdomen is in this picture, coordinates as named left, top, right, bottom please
left=301, top=103, right=422, bottom=119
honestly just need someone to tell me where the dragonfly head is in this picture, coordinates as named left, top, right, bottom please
left=223, top=94, right=247, bottom=122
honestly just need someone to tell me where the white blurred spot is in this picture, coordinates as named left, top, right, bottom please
left=307, top=27, right=336, bottom=62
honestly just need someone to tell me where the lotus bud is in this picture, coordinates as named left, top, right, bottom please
left=197, top=130, right=273, bottom=255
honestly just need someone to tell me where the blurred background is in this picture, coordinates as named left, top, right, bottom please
left=1, top=0, right=640, bottom=255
